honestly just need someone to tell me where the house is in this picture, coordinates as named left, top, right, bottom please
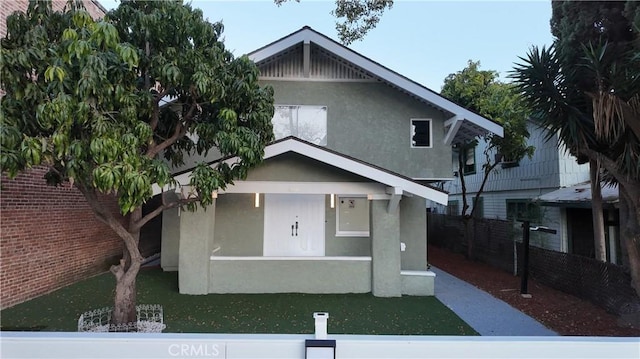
left=156, top=27, right=503, bottom=297
left=440, top=120, right=621, bottom=263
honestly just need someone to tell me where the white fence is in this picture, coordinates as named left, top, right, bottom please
left=1, top=332, right=638, bottom=359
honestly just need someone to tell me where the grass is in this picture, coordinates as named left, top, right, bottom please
left=0, top=268, right=477, bottom=335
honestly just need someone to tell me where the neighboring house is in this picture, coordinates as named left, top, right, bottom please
left=157, top=27, right=502, bottom=297
left=440, top=120, right=621, bottom=263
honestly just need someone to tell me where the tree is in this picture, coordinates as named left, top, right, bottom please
left=0, top=0, right=274, bottom=325
left=441, top=60, right=534, bottom=258
left=512, top=1, right=640, bottom=296
left=275, top=0, right=394, bottom=44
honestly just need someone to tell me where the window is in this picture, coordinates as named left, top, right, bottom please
left=462, top=146, right=476, bottom=175
left=506, top=200, right=541, bottom=222
left=336, top=196, right=370, bottom=237
left=272, top=105, right=327, bottom=145
left=411, top=119, right=432, bottom=148
left=453, top=145, right=476, bottom=175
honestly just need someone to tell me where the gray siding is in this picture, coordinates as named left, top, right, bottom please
left=400, top=196, right=427, bottom=270
left=264, top=80, right=451, bottom=179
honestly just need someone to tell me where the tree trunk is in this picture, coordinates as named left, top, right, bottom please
left=111, top=207, right=144, bottom=327
left=112, top=268, right=139, bottom=326
left=590, top=159, right=607, bottom=262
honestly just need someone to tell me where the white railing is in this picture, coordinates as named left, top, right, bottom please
left=1, top=333, right=637, bottom=359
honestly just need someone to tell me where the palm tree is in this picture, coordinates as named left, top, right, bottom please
left=511, top=39, right=640, bottom=297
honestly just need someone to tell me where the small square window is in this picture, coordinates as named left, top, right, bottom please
left=411, top=119, right=432, bottom=148
left=336, top=196, right=370, bottom=237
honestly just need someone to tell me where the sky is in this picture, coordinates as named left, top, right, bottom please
left=99, top=0, right=554, bottom=91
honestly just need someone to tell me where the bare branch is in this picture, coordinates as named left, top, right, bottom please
left=130, top=195, right=199, bottom=232
left=146, top=100, right=197, bottom=158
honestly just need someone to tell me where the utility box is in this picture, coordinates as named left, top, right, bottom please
left=313, top=312, right=329, bottom=339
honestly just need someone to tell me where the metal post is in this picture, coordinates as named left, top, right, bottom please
left=520, top=220, right=530, bottom=296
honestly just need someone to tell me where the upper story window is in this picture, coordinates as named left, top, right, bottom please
left=411, top=119, right=432, bottom=148
left=272, top=105, right=327, bottom=145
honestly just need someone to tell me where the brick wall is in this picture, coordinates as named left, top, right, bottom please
left=1, top=0, right=106, bottom=37
left=0, top=167, right=125, bottom=309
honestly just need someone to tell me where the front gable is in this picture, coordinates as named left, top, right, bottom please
left=249, top=26, right=503, bottom=148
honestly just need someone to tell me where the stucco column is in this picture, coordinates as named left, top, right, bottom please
left=160, top=207, right=180, bottom=271
left=371, top=199, right=402, bottom=297
left=178, top=202, right=215, bottom=294
left=400, top=195, right=428, bottom=270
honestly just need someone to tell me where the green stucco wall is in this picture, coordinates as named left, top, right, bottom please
left=400, top=196, right=428, bottom=270
left=178, top=203, right=215, bottom=294
left=246, top=153, right=370, bottom=182
left=264, top=81, right=451, bottom=179
left=371, top=200, right=402, bottom=297
left=161, top=207, right=180, bottom=271
left=209, top=259, right=371, bottom=293
left=324, top=195, right=371, bottom=256
left=214, top=193, right=264, bottom=256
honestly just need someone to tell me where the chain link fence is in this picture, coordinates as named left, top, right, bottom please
left=427, top=213, right=640, bottom=316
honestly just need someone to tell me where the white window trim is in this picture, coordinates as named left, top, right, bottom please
left=335, top=195, right=370, bottom=237
left=272, top=104, right=328, bottom=146
left=410, top=118, right=433, bottom=149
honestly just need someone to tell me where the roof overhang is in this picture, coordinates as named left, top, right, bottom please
left=153, top=137, right=448, bottom=205
left=534, top=182, right=619, bottom=208
left=249, top=27, right=503, bottom=144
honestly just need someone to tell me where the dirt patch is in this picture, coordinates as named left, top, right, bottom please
left=428, top=245, right=640, bottom=336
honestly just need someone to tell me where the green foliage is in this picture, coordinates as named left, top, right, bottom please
left=1, top=0, right=275, bottom=214
left=275, top=0, right=393, bottom=44
left=512, top=1, right=639, bottom=181
left=442, top=61, right=534, bottom=167
left=441, top=60, right=533, bottom=218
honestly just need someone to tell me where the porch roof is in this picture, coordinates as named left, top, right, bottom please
left=153, top=137, right=448, bottom=205
left=534, top=182, right=619, bottom=208
left=248, top=26, right=503, bottom=144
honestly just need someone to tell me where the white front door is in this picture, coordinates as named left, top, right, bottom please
left=263, top=194, right=325, bottom=256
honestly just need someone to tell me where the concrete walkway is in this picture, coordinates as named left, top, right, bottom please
left=432, top=266, right=558, bottom=336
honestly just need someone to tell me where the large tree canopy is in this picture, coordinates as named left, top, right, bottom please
left=512, top=1, right=640, bottom=296
left=441, top=60, right=533, bottom=259
left=1, top=0, right=274, bottom=325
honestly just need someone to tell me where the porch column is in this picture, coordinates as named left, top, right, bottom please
left=371, top=199, right=402, bottom=297
left=178, top=201, right=215, bottom=294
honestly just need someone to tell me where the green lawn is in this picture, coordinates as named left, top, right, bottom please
left=1, top=268, right=477, bottom=335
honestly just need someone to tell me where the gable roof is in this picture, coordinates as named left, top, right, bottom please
left=248, top=26, right=503, bottom=144
left=154, top=137, right=448, bottom=205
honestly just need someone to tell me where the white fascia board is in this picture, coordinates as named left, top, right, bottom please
left=248, top=31, right=308, bottom=62
left=219, top=181, right=386, bottom=195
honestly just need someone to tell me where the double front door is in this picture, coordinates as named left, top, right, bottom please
left=263, top=194, right=325, bottom=256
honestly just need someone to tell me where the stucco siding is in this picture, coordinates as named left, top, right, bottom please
left=214, top=194, right=264, bottom=256
left=324, top=195, right=371, bottom=256
left=246, top=153, right=370, bottom=182
left=264, top=81, right=451, bottom=179
left=161, top=207, right=180, bottom=271
left=209, top=259, right=372, bottom=293
left=400, top=196, right=428, bottom=270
